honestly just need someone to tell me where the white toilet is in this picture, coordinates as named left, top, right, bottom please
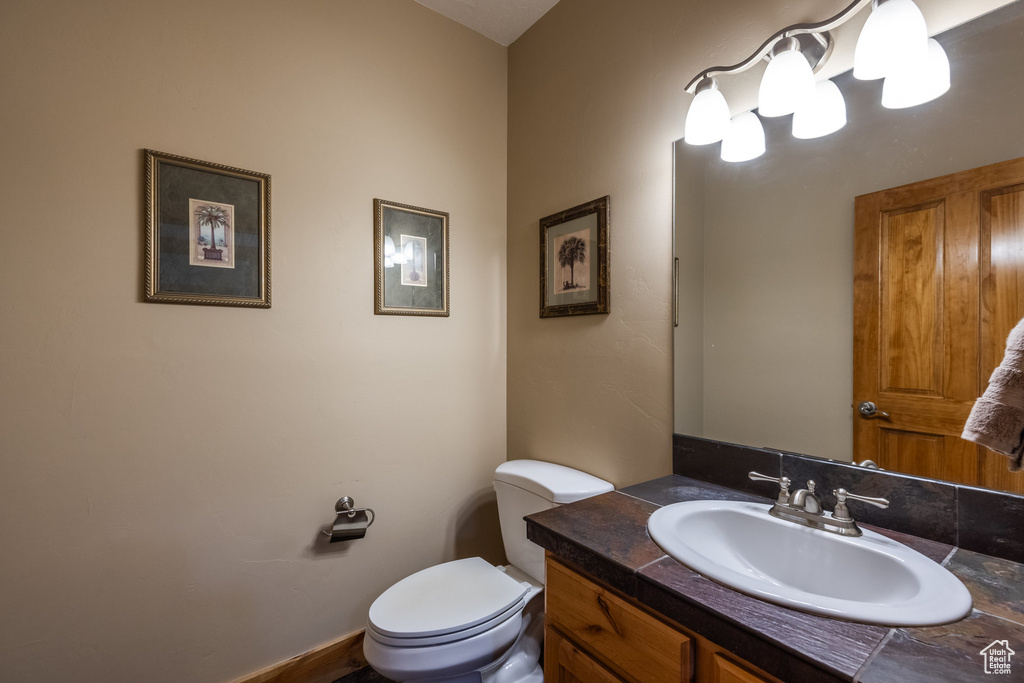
left=363, top=460, right=614, bottom=683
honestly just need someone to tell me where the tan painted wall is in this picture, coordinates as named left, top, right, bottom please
left=507, top=0, right=856, bottom=486
left=509, top=0, right=1017, bottom=485
left=0, top=1, right=506, bottom=682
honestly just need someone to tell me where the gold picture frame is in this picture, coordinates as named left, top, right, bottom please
left=144, top=149, right=271, bottom=308
left=374, top=199, right=450, bottom=317
left=540, top=196, right=610, bottom=317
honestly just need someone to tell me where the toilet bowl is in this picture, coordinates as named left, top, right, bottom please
left=363, top=460, right=613, bottom=683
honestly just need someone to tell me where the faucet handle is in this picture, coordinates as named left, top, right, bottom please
left=748, top=472, right=791, bottom=504
left=832, top=488, right=889, bottom=521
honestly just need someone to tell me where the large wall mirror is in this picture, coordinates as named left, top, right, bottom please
left=673, top=1, right=1024, bottom=494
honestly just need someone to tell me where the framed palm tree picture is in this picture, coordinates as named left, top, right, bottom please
left=539, top=196, right=610, bottom=317
left=144, top=149, right=271, bottom=307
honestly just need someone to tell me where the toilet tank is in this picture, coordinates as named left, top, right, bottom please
left=493, top=460, right=614, bottom=584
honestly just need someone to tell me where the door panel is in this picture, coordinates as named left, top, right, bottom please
left=879, top=203, right=944, bottom=396
left=880, top=429, right=945, bottom=480
left=979, top=183, right=1024, bottom=492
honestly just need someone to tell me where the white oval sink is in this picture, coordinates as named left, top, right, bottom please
left=647, top=500, right=972, bottom=626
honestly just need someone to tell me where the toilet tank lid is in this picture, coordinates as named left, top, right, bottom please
left=494, top=460, right=613, bottom=503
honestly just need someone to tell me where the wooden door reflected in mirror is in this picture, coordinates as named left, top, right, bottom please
left=854, top=156, right=1024, bottom=493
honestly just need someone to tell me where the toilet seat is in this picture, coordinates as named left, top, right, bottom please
left=368, top=558, right=530, bottom=647
left=367, top=598, right=525, bottom=647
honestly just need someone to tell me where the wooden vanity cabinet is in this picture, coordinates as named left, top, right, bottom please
left=545, top=626, right=629, bottom=683
left=544, top=555, right=783, bottom=683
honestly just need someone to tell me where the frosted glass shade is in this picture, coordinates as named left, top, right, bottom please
left=384, top=236, right=396, bottom=257
left=882, top=38, right=950, bottom=109
left=684, top=85, right=731, bottom=145
left=720, top=112, right=766, bottom=163
left=391, top=238, right=407, bottom=264
left=854, top=0, right=929, bottom=80
left=758, top=48, right=815, bottom=117
left=792, top=79, right=847, bottom=139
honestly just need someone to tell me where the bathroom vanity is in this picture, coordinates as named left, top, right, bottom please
left=526, top=440, right=1024, bottom=683
left=545, top=554, right=781, bottom=682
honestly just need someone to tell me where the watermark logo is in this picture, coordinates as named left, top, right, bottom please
left=980, top=640, right=1015, bottom=675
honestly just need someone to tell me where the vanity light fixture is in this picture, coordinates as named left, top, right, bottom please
left=682, top=0, right=951, bottom=162
left=853, top=0, right=929, bottom=80
left=793, top=79, right=848, bottom=139
left=758, top=38, right=818, bottom=117
left=683, top=77, right=731, bottom=145
left=880, top=38, right=951, bottom=109
left=386, top=238, right=415, bottom=266
left=720, top=112, right=766, bottom=163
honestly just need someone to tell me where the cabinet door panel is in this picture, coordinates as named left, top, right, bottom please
left=546, top=556, right=692, bottom=683
left=544, top=625, right=624, bottom=683
left=708, top=653, right=774, bottom=683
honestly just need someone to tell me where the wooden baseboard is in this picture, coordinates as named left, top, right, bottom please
left=231, top=629, right=367, bottom=683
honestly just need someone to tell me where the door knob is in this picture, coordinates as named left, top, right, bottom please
left=857, top=401, right=890, bottom=419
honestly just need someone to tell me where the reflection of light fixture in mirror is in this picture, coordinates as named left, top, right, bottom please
left=680, top=0, right=950, bottom=163
left=881, top=38, right=950, bottom=109
left=684, top=77, right=731, bottom=145
left=854, top=0, right=928, bottom=81
left=391, top=237, right=408, bottom=265
left=792, top=79, right=847, bottom=139
left=758, top=38, right=816, bottom=117
left=720, top=112, right=766, bottom=163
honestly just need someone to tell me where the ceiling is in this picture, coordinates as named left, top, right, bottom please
left=413, top=0, right=560, bottom=46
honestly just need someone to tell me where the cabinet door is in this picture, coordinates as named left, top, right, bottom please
left=545, top=556, right=692, bottom=682
left=706, top=653, right=774, bottom=683
left=545, top=625, right=625, bottom=683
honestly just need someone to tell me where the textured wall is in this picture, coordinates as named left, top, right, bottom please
left=0, top=1, right=507, bottom=681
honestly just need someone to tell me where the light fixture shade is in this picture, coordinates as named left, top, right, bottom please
left=881, top=38, right=950, bottom=109
left=720, top=112, right=766, bottom=163
left=758, top=48, right=815, bottom=117
left=792, top=79, right=848, bottom=139
left=684, top=82, right=731, bottom=145
left=384, top=256, right=394, bottom=268
left=392, top=239, right=407, bottom=264
left=384, top=236, right=396, bottom=257
left=853, top=0, right=929, bottom=80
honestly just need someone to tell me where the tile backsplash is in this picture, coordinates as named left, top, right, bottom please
left=673, top=434, right=1024, bottom=564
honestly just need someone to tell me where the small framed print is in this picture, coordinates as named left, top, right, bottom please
left=540, top=195, right=610, bottom=318
left=144, top=149, right=270, bottom=308
left=374, top=199, right=450, bottom=317
left=188, top=198, right=235, bottom=269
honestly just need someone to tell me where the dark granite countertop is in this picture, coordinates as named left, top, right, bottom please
left=526, top=475, right=1024, bottom=683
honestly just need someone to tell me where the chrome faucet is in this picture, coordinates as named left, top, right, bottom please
left=748, top=472, right=889, bottom=537
left=789, top=480, right=823, bottom=515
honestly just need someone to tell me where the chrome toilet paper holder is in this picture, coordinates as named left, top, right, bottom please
left=322, top=496, right=375, bottom=542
